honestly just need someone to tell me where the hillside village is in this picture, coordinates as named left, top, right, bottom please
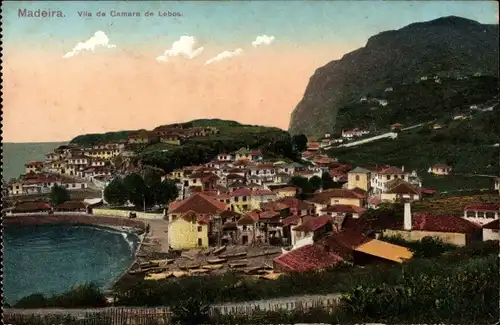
left=5, top=130, right=500, bottom=278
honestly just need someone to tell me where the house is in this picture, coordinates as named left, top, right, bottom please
left=60, top=178, right=88, bottom=190
left=390, top=123, right=403, bottom=131
left=273, top=186, right=297, bottom=199
left=306, top=142, right=321, bottom=151
left=25, top=161, right=44, bottom=174
left=378, top=99, right=388, bottom=106
left=128, top=131, right=159, bottom=144
left=11, top=201, right=52, bottom=214
left=453, top=114, right=469, bottom=121
left=158, top=132, right=184, bottom=145
left=53, top=200, right=88, bottom=212
left=381, top=202, right=482, bottom=246
left=347, top=167, right=371, bottom=191
left=432, top=123, right=443, bottom=130
left=216, top=152, right=233, bottom=161
left=306, top=188, right=366, bottom=212
left=234, top=148, right=262, bottom=161
left=384, top=87, right=393, bottom=92
left=370, top=166, right=411, bottom=194
left=291, top=215, right=335, bottom=247
left=381, top=179, right=421, bottom=203
left=463, top=204, right=500, bottom=225
left=274, top=229, right=413, bottom=272
left=230, top=188, right=253, bottom=213
left=236, top=210, right=260, bottom=245
left=84, top=148, right=120, bottom=160
left=428, top=164, right=452, bottom=175
left=321, top=204, right=366, bottom=219
left=482, top=219, right=499, bottom=241
left=167, top=193, right=229, bottom=249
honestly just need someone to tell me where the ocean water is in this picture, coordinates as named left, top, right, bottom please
left=2, top=142, right=66, bottom=181
left=3, top=224, right=139, bottom=305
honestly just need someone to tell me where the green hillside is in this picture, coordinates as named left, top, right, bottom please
left=336, top=76, right=498, bottom=132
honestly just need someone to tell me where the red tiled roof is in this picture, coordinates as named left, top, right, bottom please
left=273, top=244, right=344, bottom=272
left=274, top=187, right=297, bottom=192
left=319, top=229, right=373, bottom=260
left=378, top=166, right=405, bottom=175
left=482, top=219, right=499, bottom=230
left=180, top=210, right=210, bottom=224
left=252, top=189, right=276, bottom=196
left=25, top=161, right=44, bottom=166
left=168, top=193, right=228, bottom=214
left=431, top=164, right=452, bottom=169
left=220, top=209, right=241, bottom=219
left=464, top=204, right=500, bottom=212
left=282, top=214, right=301, bottom=227
left=231, top=188, right=253, bottom=197
left=237, top=211, right=260, bottom=225
left=388, top=213, right=481, bottom=233
left=54, top=200, right=86, bottom=211
left=322, top=204, right=366, bottom=214
left=226, top=174, right=245, bottom=180
left=259, top=210, right=280, bottom=219
left=13, top=201, right=52, bottom=213
left=307, top=189, right=363, bottom=204
left=293, top=215, right=333, bottom=232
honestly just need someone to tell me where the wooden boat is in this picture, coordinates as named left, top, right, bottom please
left=228, top=261, right=248, bottom=268
left=139, top=261, right=159, bottom=268
left=189, top=268, right=210, bottom=274
left=220, top=251, right=247, bottom=259
left=144, top=272, right=172, bottom=281
left=151, top=258, right=175, bottom=265
left=179, top=263, right=200, bottom=270
left=202, top=264, right=224, bottom=270
left=206, top=258, right=227, bottom=264
left=172, top=271, right=188, bottom=278
left=213, top=245, right=226, bottom=255
left=128, top=269, right=148, bottom=275
left=261, top=273, right=283, bottom=280
left=244, top=266, right=265, bottom=274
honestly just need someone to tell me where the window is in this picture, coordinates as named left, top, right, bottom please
left=197, top=238, right=203, bottom=246
left=242, top=225, right=248, bottom=231
left=355, top=175, right=360, bottom=181
left=485, top=212, right=496, bottom=219
left=386, top=175, right=391, bottom=180
left=242, top=196, right=247, bottom=202
left=197, top=226, right=203, bottom=232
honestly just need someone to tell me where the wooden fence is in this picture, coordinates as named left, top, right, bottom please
left=3, top=297, right=340, bottom=325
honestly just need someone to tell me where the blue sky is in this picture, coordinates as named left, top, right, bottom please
left=3, top=1, right=498, bottom=50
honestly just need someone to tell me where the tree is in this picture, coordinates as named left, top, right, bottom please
left=122, top=173, right=147, bottom=208
left=321, top=172, right=336, bottom=190
left=104, top=178, right=127, bottom=206
left=50, top=184, right=70, bottom=205
left=289, top=176, right=313, bottom=199
left=292, top=134, right=308, bottom=152
left=309, top=175, right=322, bottom=192
left=151, top=179, right=179, bottom=207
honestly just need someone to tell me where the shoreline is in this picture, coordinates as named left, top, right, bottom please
left=3, top=213, right=148, bottom=303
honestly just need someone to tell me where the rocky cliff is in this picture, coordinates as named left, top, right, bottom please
left=288, top=16, right=499, bottom=136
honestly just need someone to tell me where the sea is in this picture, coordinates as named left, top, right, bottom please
left=2, top=142, right=138, bottom=305
left=3, top=224, right=139, bottom=305
left=2, top=142, right=67, bottom=181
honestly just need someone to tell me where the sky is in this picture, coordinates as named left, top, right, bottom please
left=2, top=0, right=498, bottom=142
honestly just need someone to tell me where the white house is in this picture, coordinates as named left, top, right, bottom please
left=482, top=219, right=499, bottom=241
left=463, top=204, right=500, bottom=226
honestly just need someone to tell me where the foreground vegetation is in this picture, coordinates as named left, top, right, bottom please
left=11, top=240, right=498, bottom=324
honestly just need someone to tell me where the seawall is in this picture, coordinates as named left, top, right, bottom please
left=2, top=213, right=147, bottom=231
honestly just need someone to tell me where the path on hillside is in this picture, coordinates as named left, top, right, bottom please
left=325, top=120, right=436, bottom=150
left=5, top=293, right=342, bottom=318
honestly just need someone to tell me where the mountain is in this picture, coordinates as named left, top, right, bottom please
left=288, top=16, right=499, bottom=136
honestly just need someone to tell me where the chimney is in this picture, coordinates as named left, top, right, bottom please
left=404, top=201, right=412, bottom=231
